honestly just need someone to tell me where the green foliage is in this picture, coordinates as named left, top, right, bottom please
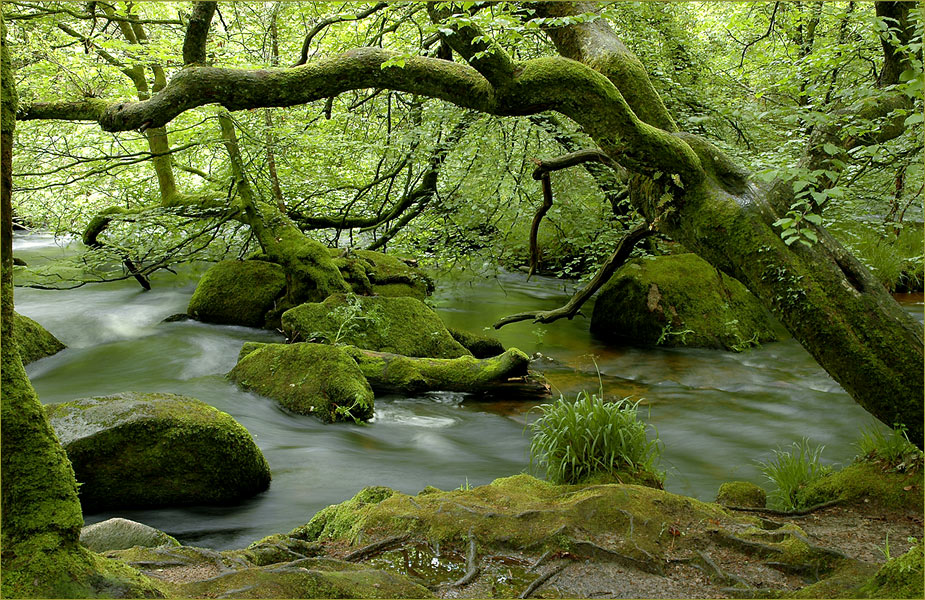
left=528, top=389, right=662, bottom=486
left=757, top=438, right=831, bottom=511
left=855, top=423, right=923, bottom=469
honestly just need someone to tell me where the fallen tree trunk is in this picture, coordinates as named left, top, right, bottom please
left=342, top=346, right=532, bottom=395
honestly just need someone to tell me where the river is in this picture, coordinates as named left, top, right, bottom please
left=13, top=233, right=924, bottom=550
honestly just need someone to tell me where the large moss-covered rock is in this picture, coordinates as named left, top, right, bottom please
left=590, top=253, right=781, bottom=350
left=282, top=295, right=470, bottom=358
left=13, top=311, right=65, bottom=364
left=80, top=518, right=180, bottom=553
left=230, top=342, right=374, bottom=423
left=331, top=249, right=434, bottom=300
left=188, top=260, right=287, bottom=328
left=45, top=392, right=271, bottom=511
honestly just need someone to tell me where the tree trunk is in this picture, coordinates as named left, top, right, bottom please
left=537, top=1, right=923, bottom=447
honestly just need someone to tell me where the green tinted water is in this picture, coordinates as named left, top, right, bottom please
left=14, top=234, right=922, bottom=550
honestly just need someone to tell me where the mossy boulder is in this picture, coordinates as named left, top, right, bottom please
left=331, top=249, right=434, bottom=300
left=795, top=460, right=923, bottom=513
left=448, top=327, right=506, bottom=358
left=45, top=392, right=271, bottom=511
left=281, top=295, right=470, bottom=358
left=716, top=481, right=767, bottom=508
left=80, top=517, right=180, bottom=553
left=188, top=260, right=287, bottom=328
left=229, top=342, right=374, bottom=422
left=590, top=253, right=781, bottom=350
left=13, top=311, right=65, bottom=364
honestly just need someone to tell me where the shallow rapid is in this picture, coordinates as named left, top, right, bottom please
left=14, top=233, right=923, bottom=550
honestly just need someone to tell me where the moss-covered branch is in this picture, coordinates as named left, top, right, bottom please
left=342, top=346, right=531, bottom=395
left=182, top=1, right=216, bottom=65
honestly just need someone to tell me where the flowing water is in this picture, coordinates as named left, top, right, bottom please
left=13, top=233, right=924, bottom=550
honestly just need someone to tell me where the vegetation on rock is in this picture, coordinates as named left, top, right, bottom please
left=45, top=392, right=271, bottom=510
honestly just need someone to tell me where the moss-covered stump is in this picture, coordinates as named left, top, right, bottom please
left=343, top=346, right=530, bottom=394
left=332, top=248, right=434, bottom=300
left=13, top=311, right=65, bottom=364
left=282, top=294, right=470, bottom=358
left=45, top=392, right=271, bottom=511
left=187, top=259, right=286, bottom=328
left=716, top=481, right=767, bottom=508
left=795, top=460, right=923, bottom=513
left=590, top=253, right=781, bottom=350
left=448, top=327, right=506, bottom=358
left=230, top=342, right=374, bottom=422
left=106, top=544, right=432, bottom=598
left=81, top=517, right=180, bottom=553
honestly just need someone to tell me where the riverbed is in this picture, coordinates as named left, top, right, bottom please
left=13, top=233, right=923, bottom=550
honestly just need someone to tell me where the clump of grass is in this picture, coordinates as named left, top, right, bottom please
left=831, top=223, right=924, bottom=291
left=855, top=423, right=923, bottom=471
left=757, top=438, right=831, bottom=511
left=528, top=390, right=662, bottom=486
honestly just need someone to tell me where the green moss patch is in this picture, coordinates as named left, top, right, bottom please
left=188, top=260, right=287, bottom=328
left=795, top=460, right=923, bottom=513
left=228, top=342, right=374, bottom=423
left=858, top=538, right=924, bottom=598
left=590, top=253, right=781, bottom=350
left=282, top=295, right=470, bottom=358
left=12, top=311, right=65, bottom=364
left=332, top=249, right=434, bottom=299
left=716, top=481, right=767, bottom=508
left=45, top=392, right=271, bottom=511
left=448, top=326, right=506, bottom=358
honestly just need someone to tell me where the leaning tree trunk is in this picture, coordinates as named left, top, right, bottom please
left=1, top=22, right=160, bottom=598
left=536, top=2, right=923, bottom=446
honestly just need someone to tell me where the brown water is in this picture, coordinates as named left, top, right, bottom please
left=14, top=233, right=923, bottom=550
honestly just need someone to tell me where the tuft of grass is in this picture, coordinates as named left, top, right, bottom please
left=757, top=438, right=831, bottom=511
left=855, top=423, right=923, bottom=470
left=831, top=223, right=924, bottom=291
left=528, top=390, right=662, bottom=485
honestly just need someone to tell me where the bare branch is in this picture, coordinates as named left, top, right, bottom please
left=495, top=224, right=654, bottom=328
left=292, top=2, right=389, bottom=67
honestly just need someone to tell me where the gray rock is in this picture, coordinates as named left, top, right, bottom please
left=80, top=517, right=180, bottom=552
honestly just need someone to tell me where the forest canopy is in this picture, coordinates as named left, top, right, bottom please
left=4, top=1, right=924, bottom=441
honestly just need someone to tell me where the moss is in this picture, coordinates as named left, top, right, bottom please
left=231, top=534, right=324, bottom=566
left=290, top=473, right=738, bottom=573
left=45, top=392, right=271, bottom=511
left=2, top=541, right=166, bottom=598
left=590, top=253, right=781, bottom=350
left=448, top=327, right=505, bottom=358
left=176, top=559, right=432, bottom=598
left=857, top=538, right=924, bottom=598
left=228, top=342, right=375, bottom=423
left=795, top=460, right=923, bottom=513
left=342, top=346, right=529, bottom=394
left=12, top=311, right=65, bottom=364
left=282, top=294, right=470, bottom=358
left=785, top=562, right=878, bottom=598
left=716, top=481, right=767, bottom=508
left=80, top=518, right=181, bottom=553
left=188, top=260, right=287, bottom=328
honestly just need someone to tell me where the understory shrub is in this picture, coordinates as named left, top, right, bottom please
left=757, top=438, right=830, bottom=511
left=528, top=390, right=662, bottom=486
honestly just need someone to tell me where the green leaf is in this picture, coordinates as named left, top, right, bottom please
left=904, top=113, right=924, bottom=126
left=822, top=143, right=839, bottom=155
left=793, top=180, right=812, bottom=193
left=803, top=213, right=823, bottom=226
left=802, top=230, right=818, bottom=243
